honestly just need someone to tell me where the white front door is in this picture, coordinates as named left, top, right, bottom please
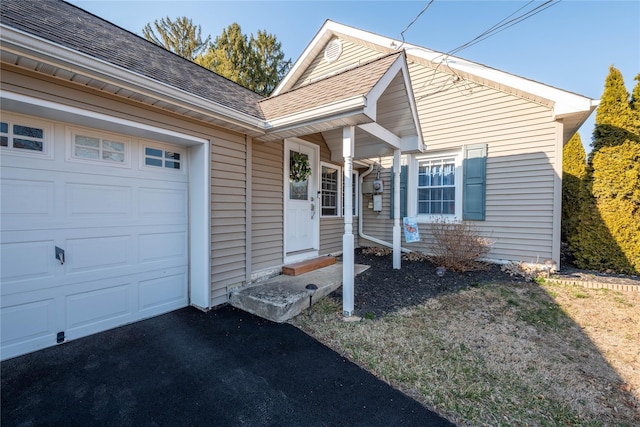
left=284, top=139, right=319, bottom=262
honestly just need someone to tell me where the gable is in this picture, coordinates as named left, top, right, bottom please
left=277, top=21, right=597, bottom=144
left=291, top=37, right=384, bottom=90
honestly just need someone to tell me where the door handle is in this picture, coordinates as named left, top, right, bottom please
left=55, top=246, right=65, bottom=265
left=310, top=203, right=316, bottom=219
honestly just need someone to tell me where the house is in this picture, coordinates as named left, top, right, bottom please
left=0, top=0, right=596, bottom=360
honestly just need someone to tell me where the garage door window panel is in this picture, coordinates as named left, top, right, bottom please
left=74, top=135, right=125, bottom=163
left=143, top=146, right=183, bottom=171
left=1, top=117, right=50, bottom=156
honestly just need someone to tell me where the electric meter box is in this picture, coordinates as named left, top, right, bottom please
left=373, top=179, right=384, bottom=193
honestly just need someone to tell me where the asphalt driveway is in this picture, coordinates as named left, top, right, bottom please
left=1, top=306, right=454, bottom=426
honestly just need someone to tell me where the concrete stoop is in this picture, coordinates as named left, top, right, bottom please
left=229, top=263, right=370, bottom=323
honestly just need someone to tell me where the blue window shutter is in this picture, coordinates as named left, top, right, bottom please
left=463, top=144, right=487, bottom=221
left=390, top=165, right=408, bottom=219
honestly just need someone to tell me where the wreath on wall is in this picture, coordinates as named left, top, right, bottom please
left=290, top=152, right=311, bottom=182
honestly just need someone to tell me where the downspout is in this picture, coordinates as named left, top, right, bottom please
left=359, top=164, right=411, bottom=253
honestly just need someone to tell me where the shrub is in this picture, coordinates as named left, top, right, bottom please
left=570, top=141, right=640, bottom=274
left=561, top=133, right=587, bottom=241
left=428, top=218, right=493, bottom=272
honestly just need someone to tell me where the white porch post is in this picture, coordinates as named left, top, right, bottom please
left=393, top=149, right=402, bottom=269
left=342, top=126, right=355, bottom=317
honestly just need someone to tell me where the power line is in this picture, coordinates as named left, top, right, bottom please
left=417, top=0, right=562, bottom=99
left=397, top=0, right=435, bottom=48
left=446, top=0, right=562, bottom=57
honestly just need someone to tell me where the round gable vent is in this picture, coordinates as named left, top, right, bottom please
left=324, top=38, right=342, bottom=63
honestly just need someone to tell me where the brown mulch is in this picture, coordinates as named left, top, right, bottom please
left=332, top=248, right=639, bottom=318
left=333, top=248, right=523, bottom=318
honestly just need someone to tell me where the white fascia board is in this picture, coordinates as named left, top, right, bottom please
left=264, top=95, right=367, bottom=131
left=274, top=20, right=402, bottom=96
left=1, top=90, right=209, bottom=145
left=427, top=54, right=595, bottom=117
left=318, top=21, right=595, bottom=117
left=1, top=25, right=267, bottom=133
left=272, top=20, right=334, bottom=96
left=362, top=53, right=425, bottom=152
left=364, top=56, right=405, bottom=115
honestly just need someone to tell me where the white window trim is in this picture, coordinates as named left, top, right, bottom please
left=407, top=149, right=463, bottom=222
left=140, top=140, right=186, bottom=174
left=0, top=113, right=54, bottom=159
left=318, top=163, right=360, bottom=218
left=320, top=161, right=342, bottom=218
left=66, top=126, right=131, bottom=168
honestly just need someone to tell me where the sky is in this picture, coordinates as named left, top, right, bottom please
left=68, top=0, right=639, bottom=153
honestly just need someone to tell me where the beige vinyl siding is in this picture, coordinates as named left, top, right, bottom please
left=357, top=56, right=559, bottom=263
left=292, top=38, right=382, bottom=90
left=2, top=65, right=250, bottom=307
left=320, top=218, right=345, bottom=254
left=251, top=141, right=284, bottom=273
left=320, top=218, right=359, bottom=255
left=210, top=133, right=247, bottom=305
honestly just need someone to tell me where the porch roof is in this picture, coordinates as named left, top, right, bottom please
left=257, top=52, right=424, bottom=160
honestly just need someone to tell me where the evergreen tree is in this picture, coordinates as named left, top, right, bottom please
left=591, top=66, right=636, bottom=157
left=196, top=23, right=249, bottom=85
left=570, top=67, right=640, bottom=274
left=561, top=132, right=586, bottom=241
left=588, top=142, right=640, bottom=273
left=631, top=73, right=640, bottom=111
left=630, top=73, right=640, bottom=132
left=196, top=23, right=290, bottom=96
left=246, top=30, right=291, bottom=96
left=143, top=16, right=210, bottom=61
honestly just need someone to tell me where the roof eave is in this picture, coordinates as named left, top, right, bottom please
left=257, top=95, right=371, bottom=142
left=1, top=25, right=268, bottom=134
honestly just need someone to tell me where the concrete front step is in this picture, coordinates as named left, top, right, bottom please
left=229, top=262, right=370, bottom=323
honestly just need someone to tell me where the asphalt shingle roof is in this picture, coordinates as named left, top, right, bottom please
left=259, top=53, right=402, bottom=121
left=0, top=0, right=266, bottom=119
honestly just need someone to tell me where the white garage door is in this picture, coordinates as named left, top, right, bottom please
left=1, top=114, right=189, bottom=360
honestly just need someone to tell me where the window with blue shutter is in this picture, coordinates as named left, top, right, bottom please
left=390, top=165, right=408, bottom=219
left=462, top=144, right=487, bottom=220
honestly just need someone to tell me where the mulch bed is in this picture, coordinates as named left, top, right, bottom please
left=331, top=248, right=525, bottom=318
left=330, top=248, right=640, bottom=318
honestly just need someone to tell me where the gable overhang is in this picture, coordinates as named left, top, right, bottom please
left=260, top=52, right=424, bottom=161
left=276, top=20, right=597, bottom=145
left=0, top=24, right=268, bottom=137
